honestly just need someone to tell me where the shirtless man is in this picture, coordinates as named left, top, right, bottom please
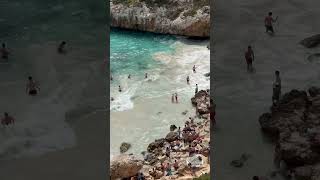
left=26, top=76, right=40, bottom=96
left=245, top=46, right=255, bottom=72
left=265, top=12, right=278, bottom=35
left=57, top=41, right=66, bottom=54
left=1, top=112, right=15, bottom=126
left=1, top=43, right=9, bottom=60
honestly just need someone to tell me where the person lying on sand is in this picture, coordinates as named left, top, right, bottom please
left=264, top=12, right=278, bottom=35
left=1, top=112, right=15, bottom=126
left=26, top=76, right=40, bottom=96
left=57, top=41, right=67, bottom=54
left=1, top=43, right=9, bottom=60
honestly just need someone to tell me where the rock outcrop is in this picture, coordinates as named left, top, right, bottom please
left=300, top=34, right=320, bottom=48
left=111, top=0, right=210, bottom=37
left=258, top=87, right=320, bottom=180
left=110, top=154, right=144, bottom=180
left=191, top=90, right=210, bottom=119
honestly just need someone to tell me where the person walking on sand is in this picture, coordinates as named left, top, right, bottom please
left=265, top=12, right=278, bottom=35
left=175, top=93, right=178, bottom=103
left=26, top=76, right=40, bottom=96
left=57, top=41, right=66, bottom=54
left=118, top=85, right=122, bottom=92
left=193, top=65, right=196, bottom=73
left=1, top=112, right=15, bottom=126
left=187, top=76, right=190, bottom=84
left=195, top=84, right=198, bottom=94
left=245, top=46, right=255, bottom=72
left=145, top=73, right=148, bottom=79
left=1, top=43, right=9, bottom=60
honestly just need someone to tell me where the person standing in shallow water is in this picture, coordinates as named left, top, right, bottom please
left=128, top=74, right=131, bottom=79
left=175, top=93, right=178, bottom=103
left=187, top=76, right=190, bottom=84
left=57, top=41, right=66, bottom=54
left=1, top=43, right=9, bottom=60
left=1, top=112, right=15, bottom=126
left=145, top=73, right=148, bottom=79
left=245, top=46, right=255, bottom=72
left=195, top=84, right=198, bottom=94
left=171, top=94, right=174, bottom=103
left=193, top=65, right=196, bottom=73
left=26, top=76, right=40, bottom=96
left=264, top=12, right=278, bottom=35
left=272, top=71, right=281, bottom=106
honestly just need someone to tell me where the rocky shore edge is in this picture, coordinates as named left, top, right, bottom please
left=111, top=89, right=212, bottom=180
left=259, top=86, right=320, bottom=180
left=110, top=0, right=210, bottom=38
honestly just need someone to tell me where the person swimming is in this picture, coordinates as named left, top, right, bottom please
left=1, top=43, right=9, bottom=60
left=1, top=112, right=15, bottom=126
left=26, top=76, right=40, bottom=96
left=118, top=85, right=122, bottom=92
left=57, top=41, right=66, bottom=54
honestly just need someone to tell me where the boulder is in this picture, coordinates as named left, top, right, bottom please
left=147, top=138, right=165, bottom=152
left=120, top=142, right=131, bottom=153
left=300, top=34, right=320, bottom=48
left=110, top=154, right=143, bottom=180
left=170, top=124, right=177, bottom=131
left=165, top=131, right=179, bottom=142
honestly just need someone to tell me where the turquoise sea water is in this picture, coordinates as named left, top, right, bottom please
left=110, top=29, right=176, bottom=79
left=110, top=29, right=210, bottom=158
left=0, top=0, right=106, bottom=159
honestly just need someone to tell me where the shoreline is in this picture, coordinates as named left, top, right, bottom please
left=111, top=89, right=211, bottom=180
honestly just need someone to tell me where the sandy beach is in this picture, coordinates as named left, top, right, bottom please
left=212, top=0, right=320, bottom=179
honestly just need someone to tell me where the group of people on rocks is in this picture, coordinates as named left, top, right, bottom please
left=244, top=12, right=282, bottom=106
left=147, top=116, right=210, bottom=179
left=0, top=41, right=67, bottom=127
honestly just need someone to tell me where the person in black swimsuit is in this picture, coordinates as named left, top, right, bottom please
left=26, top=76, right=40, bottom=96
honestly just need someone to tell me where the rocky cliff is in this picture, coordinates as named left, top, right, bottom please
left=259, top=87, right=320, bottom=180
left=110, top=0, right=210, bottom=37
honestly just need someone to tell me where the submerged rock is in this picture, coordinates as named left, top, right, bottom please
left=300, top=34, right=320, bottom=48
left=120, top=142, right=131, bottom=153
left=170, top=124, right=177, bottom=131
